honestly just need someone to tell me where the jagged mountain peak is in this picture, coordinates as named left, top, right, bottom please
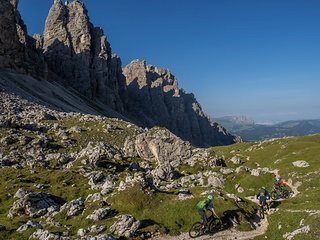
left=10, top=0, right=19, bottom=8
left=0, top=0, right=239, bottom=147
left=42, top=0, right=125, bottom=112
left=44, top=0, right=91, bottom=53
left=123, top=59, right=239, bottom=146
left=124, top=60, right=178, bottom=89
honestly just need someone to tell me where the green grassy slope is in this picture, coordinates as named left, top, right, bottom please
left=0, top=116, right=319, bottom=239
left=212, top=134, right=320, bottom=239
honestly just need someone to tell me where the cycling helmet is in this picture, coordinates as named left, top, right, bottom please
left=276, top=177, right=282, bottom=181
left=208, top=194, right=214, bottom=200
left=262, top=186, right=266, bottom=190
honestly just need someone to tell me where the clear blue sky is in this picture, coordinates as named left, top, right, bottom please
left=19, top=0, right=320, bottom=123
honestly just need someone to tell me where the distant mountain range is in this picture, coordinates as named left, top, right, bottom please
left=214, top=116, right=320, bottom=141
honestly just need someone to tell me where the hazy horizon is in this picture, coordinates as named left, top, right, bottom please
left=19, top=0, right=320, bottom=123
left=213, top=115, right=320, bottom=125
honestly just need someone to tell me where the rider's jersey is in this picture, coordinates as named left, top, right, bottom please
left=197, top=199, right=214, bottom=210
left=274, top=179, right=286, bottom=187
left=205, top=201, right=214, bottom=210
left=256, top=190, right=270, bottom=202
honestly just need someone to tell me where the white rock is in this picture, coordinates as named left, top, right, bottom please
left=230, top=156, right=242, bottom=165
left=251, top=169, right=261, bottom=176
left=292, top=160, right=309, bottom=168
left=220, top=168, right=234, bottom=175
left=86, top=208, right=113, bottom=221
left=110, top=214, right=140, bottom=238
left=207, top=175, right=225, bottom=188
left=283, top=225, right=310, bottom=240
left=17, top=221, right=43, bottom=232
left=77, top=228, right=88, bottom=237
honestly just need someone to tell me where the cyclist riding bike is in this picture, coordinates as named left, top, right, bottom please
left=256, top=187, right=270, bottom=207
left=196, top=194, right=219, bottom=227
left=274, top=177, right=286, bottom=191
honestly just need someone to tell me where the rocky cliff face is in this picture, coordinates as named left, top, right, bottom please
left=0, top=0, right=45, bottom=77
left=0, top=0, right=239, bottom=147
left=0, top=0, right=23, bottom=70
left=123, top=60, right=239, bottom=147
left=42, top=0, right=124, bottom=112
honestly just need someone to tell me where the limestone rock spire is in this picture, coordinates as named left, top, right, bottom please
left=42, top=0, right=124, bottom=111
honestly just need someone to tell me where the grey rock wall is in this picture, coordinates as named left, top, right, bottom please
left=123, top=60, right=239, bottom=147
left=0, top=0, right=46, bottom=77
left=0, top=0, right=27, bottom=72
left=43, top=0, right=124, bottom=112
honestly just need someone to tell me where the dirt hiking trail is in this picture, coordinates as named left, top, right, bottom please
left=153, top=169, right=301, bottom=240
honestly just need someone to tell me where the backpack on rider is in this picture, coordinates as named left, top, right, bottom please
left=257, top=187, right=270, bottom=204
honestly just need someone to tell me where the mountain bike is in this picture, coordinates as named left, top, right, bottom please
left=271, top=187, right=292, bottom=200
left=258, top=201, right=269, bottom=219
left=189, top=212, right=223, bottom=238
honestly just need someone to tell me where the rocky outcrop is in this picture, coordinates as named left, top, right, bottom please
left=207, top=172, right=225, bottom=188
left=42, top=0, right=124, bottom=112
left=124, top=127, right=193, bottom=166
left=77, top=226, right=114, bottom=238
left=78, top=141, right=123, bottom=167
left=123, top=60, right=239, bottom=147
left=110, top=214, right=140, bottom=238
left=17, top=221, right=43, bottom=232
left=59, top=198, right=85, bottom=218
left=230, top=156, right=242, bottom=165
left=292, top=160, right=309, bottom=168
left=8, top=189, right=64, bottom=218
left=124, top=127, right=193, bottom=180
left=79, top=232, right=115, bottom=240
left=30, top=229, right=70, bottom=240
left=86, top=208, right=114, bottom=222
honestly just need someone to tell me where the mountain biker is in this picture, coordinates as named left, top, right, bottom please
left=274, top=177, right=286, bottom=191
left=256, top=187, right=270, bottom=208
left=196, top=194, right=219, bottom=227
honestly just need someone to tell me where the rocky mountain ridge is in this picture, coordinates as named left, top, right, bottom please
left=123, top=60, right=239, bottom=147
left=0, top=0, right=239, bottom=147
left=214, top=116, right=255, bottom=126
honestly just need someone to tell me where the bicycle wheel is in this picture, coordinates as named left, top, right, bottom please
left=283, top=190, right=291, bottom=199
left=208, top=218, right=222, bottom=233
left=271, top=191, right=278, bottom=200
left=189, top=222, right=203, bottom=238
left=259, top=205, right=265, bottom=219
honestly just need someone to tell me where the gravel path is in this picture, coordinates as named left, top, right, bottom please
left=153, top=169, right=302, bottom=240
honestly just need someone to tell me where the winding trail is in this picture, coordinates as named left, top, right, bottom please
left=153, top=213, right=270, bottom=240
left=153, top=169, right=302, bottom=240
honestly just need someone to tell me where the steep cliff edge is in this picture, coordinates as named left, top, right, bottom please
left=0, top=0, right=45, bottom=77
left=123, top=60, right=239, bottom=147
left=42, top=0, right=125, bottom=112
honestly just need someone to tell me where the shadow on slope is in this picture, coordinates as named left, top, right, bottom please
left=0, top=70, right=127, bottom=120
